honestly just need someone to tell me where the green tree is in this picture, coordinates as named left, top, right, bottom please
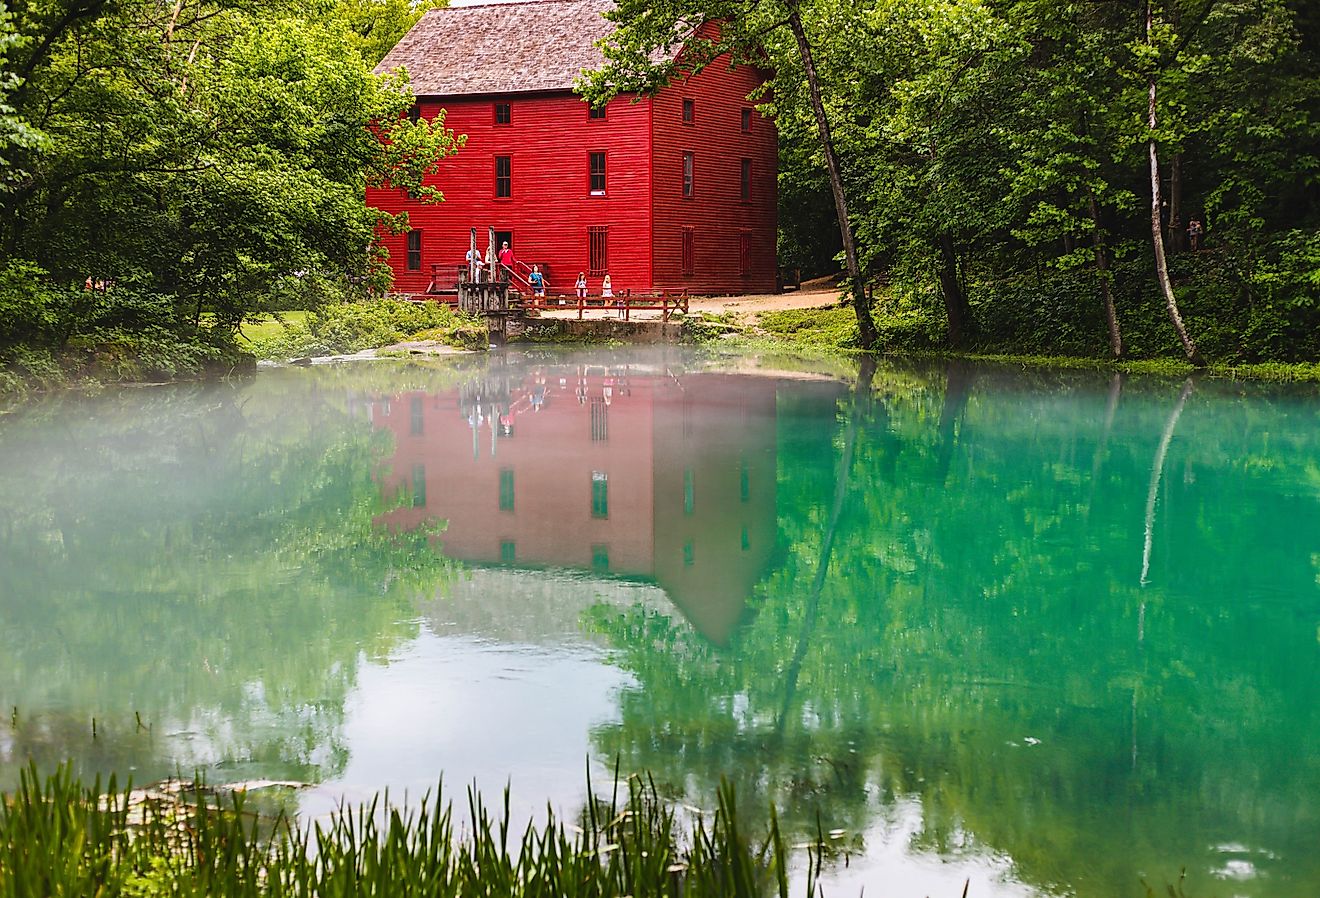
left=579, top=0, right=881, bottom=349
left=0, top=0, right=461, bottom=350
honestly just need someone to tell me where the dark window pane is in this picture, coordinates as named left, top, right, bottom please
left=495, top=103, right=511, bottom=124
left=499, top=467, right=514, bottom=511
left=588, top=225, right=608, bottom=276
left=740, top=158, right=751, bottom=201
left=741, top=107, right=751, bottom=132
left=589, top=152, right=606, bottom=194
left=495, top=156, right=511, bottom=197
left=682, top=152, right=693, bottom=197
left=407, top=230, right=422, bottom=270
left=410, top=396, right=423, bottom=435
left=589, top=103, right=606, bottom=120
left=411, top=463, right=426, bottom=507
left=682, top=98, right=694, bottom=123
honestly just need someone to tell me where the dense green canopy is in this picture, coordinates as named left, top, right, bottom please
left=0, top=0, right=455, bottom=374
left=585, top=0, right=1319, bottom=360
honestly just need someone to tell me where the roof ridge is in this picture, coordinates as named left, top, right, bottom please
left=439, top=0, right=601, bottom=10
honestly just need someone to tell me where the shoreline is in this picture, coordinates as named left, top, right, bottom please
left=8, top=288, right=1320, bottom=407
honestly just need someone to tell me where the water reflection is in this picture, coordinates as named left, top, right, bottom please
left=368, top=362, right=805, bottom=645
left=2, top=354, right=1320, bottom=898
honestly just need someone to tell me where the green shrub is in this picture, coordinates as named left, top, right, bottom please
left=249, top=300, right=486, bottom=359
left=0, top=261, right=66, bottom=347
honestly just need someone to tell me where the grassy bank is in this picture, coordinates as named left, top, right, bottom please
left=0, top=301, right=490, bottom=405
left=0, top=329, right=256, bottom=405
left=748, top=306, right=1320, bottom=383
left=0, top=766, right=805, bottom=898
left=242, top=300, right=488, bottom=360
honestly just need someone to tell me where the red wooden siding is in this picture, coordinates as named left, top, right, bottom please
left=650, top=50, right=778, bottom=294
left=366, top=31, right=778, bottom=296
left=368, top=92, right=654, bottom=295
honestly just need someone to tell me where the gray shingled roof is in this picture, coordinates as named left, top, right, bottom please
left=376, top=0, right=618, bottom=98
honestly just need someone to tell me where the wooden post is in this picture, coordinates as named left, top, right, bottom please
left=487, top=227, right=497, bottom=283
left=468, top=228, right=477, bottom=282
left=578, top=293, right=584, bottom=319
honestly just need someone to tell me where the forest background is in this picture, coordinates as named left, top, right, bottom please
left=0, top=0, right=1317, bottom=388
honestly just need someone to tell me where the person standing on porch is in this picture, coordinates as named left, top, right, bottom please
left=601, top=273, right=613, bottom=298
left=466, top=247, right=483, bottom=282
left=575, top=272, right=587, bottom=300
left=498, top=241, right=515, bottom=279
left=529, top=265, right=545, bottom=298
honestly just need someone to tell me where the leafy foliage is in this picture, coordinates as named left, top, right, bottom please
left=248, top=299, right=487, bottom=358
left=0, top=0, right=462, bottom=379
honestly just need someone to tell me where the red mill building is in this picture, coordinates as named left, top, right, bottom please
left=369, top=366, right=779, bottom=645
left=369, top=0, right=778, bottom=298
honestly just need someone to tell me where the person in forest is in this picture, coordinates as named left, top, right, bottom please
left=575, top=272, right=587, bottom=301
left=528, top=265, right=545, bottom=299
left=1187, top=218, right=1204, bottom=252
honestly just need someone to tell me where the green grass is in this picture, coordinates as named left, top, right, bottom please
left=238, top=312, right=311, bottom=344
left=743, top=306, right=1320, bottom=383
left=0, top=765, right=814, bottom=898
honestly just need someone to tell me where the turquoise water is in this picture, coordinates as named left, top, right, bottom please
left=1, top=350, right=1318, bottom=896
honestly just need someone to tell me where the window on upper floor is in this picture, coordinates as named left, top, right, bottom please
left=407, top=230, right=422, bottom=270
left=682, top=98, right=694, bottom=124
left=588, top=102, right=607, bottom=120
left=495, top=156, right=511, bottom=197
left=682, top=151, right=694, bottom=198
left=495, top=102, right=511, bottom=125
left=740, top=158, right=751, bottom=201
left=589, top=152, right=606, bottom=195
left=741, top=107, right=752, bottom=132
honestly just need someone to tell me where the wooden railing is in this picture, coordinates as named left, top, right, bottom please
left=523, top=290, right=688, bottom=321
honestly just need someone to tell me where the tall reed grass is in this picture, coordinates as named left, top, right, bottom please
left=0, top=765, right=817, bottom=898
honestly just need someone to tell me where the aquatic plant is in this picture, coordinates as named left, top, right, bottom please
left=0, top=765, right=810, bottom=898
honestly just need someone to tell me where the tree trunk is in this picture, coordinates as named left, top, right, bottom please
left=777, top=355, right=874, bottom=729
left=786, top=1, right=878, bottom=350
left=1141, top=378, right=1193, bottom=585
left=936, top=231, right=973, bottom=347
left=1146, top=1, right=1203, bottom=365
left=1167, top=152, right=1184, bottom=252
left=935, top=359, right=974, bottom=482
left=1087, top=190, right=1123, bottom=357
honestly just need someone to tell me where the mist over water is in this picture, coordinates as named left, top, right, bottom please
left=2, top=349, right=1318, bottom=897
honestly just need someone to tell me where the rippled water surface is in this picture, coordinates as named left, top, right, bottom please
left=2, top=349, right=1318, bottom=897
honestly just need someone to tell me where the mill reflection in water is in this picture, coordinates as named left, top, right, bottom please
left=369, top=364, right=828, bottom=644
